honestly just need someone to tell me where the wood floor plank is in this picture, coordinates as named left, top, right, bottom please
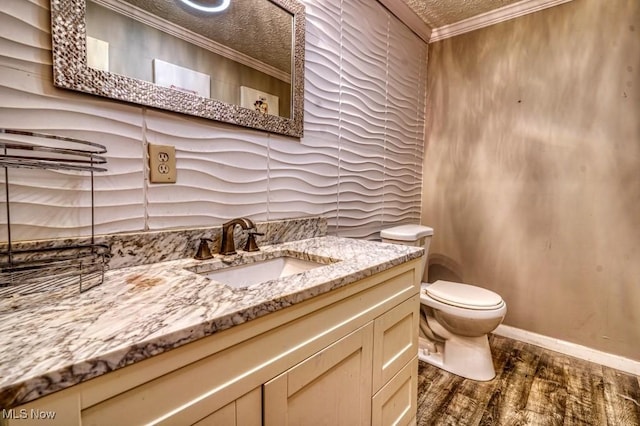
left=417, top=335, right=640, bottom=426
left=479, top=340, right=542, bottom=425
left=416, top=363, right=465, bottom=425
left=523, top=352, right=568, bottom=425
left=563, top=357, right=607, bottom=426
left=437, top=337, right=511, bottom=425
left=440, top=393, right=487, bottom=426
left=603, top=366, right=640, bottom=426
left=416, top=335, right=514, bottom=425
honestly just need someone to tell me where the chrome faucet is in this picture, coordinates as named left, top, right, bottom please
left=220, top=217, right=263, bottom=255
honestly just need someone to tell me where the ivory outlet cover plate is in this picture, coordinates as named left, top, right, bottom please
left=148, top=144, right=177, bottom=183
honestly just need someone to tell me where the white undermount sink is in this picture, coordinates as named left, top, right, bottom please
left=193, top=256, right=327, bottom=289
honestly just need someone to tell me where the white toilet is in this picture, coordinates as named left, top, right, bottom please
left=381, top=224, right=507, bottom=381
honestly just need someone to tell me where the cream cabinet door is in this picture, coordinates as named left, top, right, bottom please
left=193, top=387, right=261, bottom=426
left=263, top=323, right=374, bottom=426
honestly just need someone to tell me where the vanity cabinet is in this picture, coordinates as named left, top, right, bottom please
left=4, top=259, right=420, bottom=426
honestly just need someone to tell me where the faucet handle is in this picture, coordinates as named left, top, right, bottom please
left=194, top=238, right=213, bottom=260
left=244, top=231, right=264, bottom=252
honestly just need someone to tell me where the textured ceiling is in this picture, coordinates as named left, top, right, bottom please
left=403, top=0, right=524, bottom=28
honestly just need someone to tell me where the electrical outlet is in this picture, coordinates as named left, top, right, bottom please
left=148, top=144, right=177, bottom=183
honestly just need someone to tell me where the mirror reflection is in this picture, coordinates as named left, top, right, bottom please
left=50, top=0, right=304, bottom=136
left=85, top=0, right=293, bottom=118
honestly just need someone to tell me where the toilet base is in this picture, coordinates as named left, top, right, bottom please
left=418, top=334, right=496, bottom=381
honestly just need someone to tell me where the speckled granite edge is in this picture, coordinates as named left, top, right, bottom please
left=0, top=236, right=422, bottom=409
left=0, top=216, right=327, bottom=273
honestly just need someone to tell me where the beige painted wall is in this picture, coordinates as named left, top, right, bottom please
left=423, top=0, right=640, bottom=360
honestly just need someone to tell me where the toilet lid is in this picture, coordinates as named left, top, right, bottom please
left=380, top=224, right=434, bottom=241
left=425, top=280, right=504, bottom=310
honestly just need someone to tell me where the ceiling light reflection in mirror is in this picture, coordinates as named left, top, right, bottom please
left=178, top=0, right=230, bottom=13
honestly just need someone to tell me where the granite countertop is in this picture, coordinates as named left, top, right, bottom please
left=0, top=236, right=423, bottom=409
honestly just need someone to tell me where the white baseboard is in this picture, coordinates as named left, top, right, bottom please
left=494, top=324, right=640, bottom=376
left=429, top=0, right=575, bottom=43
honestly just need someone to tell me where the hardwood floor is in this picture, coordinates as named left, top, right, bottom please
left=416, top=334, right=640, bottom=425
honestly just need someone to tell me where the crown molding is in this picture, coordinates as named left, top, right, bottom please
left=429, top=0, right=575, bottom=43
left=377, top=0, right=432, bottom=43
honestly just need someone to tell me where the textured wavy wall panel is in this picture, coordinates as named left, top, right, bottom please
left=338, top=0, right=388, bottom=239
left=143, top=110, right=271, bottom=228
left=267, top=133, right=339, bottom=222
left=0, top=59, right=146, bottom=240
left=0, top=0, right=426, bottom=242
left=0, top=0, right=50, bottom=70
left=299, top=0, right=342, bottom=233
left=385, top=13, right=427, bottom=225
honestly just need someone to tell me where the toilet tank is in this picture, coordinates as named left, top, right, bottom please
left=380, top=224, right=434, bottom=283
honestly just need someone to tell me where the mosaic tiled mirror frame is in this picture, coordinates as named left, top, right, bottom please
left=50, top=0, right=306, bottom=138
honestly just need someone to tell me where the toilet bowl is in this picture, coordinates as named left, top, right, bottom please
left=381, top=224, right=507, bottom=381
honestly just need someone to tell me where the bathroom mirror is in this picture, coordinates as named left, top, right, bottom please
left=50, top=0, right=305, bottom=137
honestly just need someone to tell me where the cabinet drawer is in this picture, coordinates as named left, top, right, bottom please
left=372, top=295, right=419, bottom=393
left=372, top=356, right=418, bottom=426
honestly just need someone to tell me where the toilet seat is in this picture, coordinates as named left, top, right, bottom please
left=425, top=280, right=504, bottom=311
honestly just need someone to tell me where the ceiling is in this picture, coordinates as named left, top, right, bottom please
left=402, top=0, right=523, bottom=29
left=378, top=0, right=559, bottom=42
